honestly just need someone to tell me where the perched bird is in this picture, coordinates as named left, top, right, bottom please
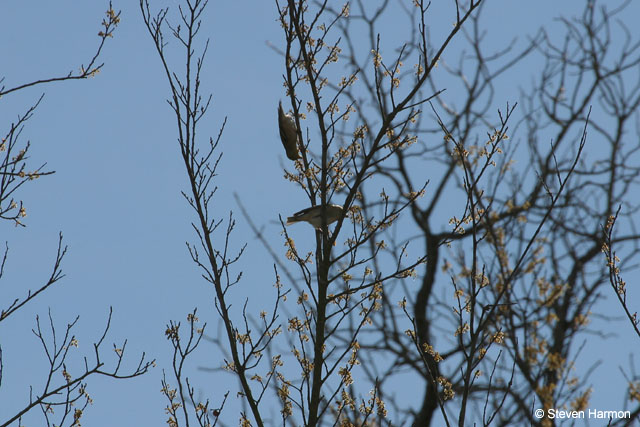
left=278, top=101, right=301, bottom=161
left=287, top=204, right=344, bottom=229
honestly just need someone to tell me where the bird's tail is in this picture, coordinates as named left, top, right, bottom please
left=286, top=217, right=297, bottom=225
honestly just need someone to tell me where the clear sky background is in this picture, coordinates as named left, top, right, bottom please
left=1, top=1, right=639, bottom=426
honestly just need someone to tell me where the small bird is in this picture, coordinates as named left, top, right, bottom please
left=286, top=204, right=344, bottom=229
left=278, top=101, right=301, bottom=161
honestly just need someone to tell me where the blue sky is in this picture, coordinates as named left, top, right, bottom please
left=1, top=1, right=639, bottom=425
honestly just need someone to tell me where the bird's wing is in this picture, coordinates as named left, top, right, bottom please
left=290, top=206, right=317, bottom=219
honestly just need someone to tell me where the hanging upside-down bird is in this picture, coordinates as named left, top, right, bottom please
left=286, top=204, right=344, bottom=229
left=278, top=101, right=301, bottom=161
